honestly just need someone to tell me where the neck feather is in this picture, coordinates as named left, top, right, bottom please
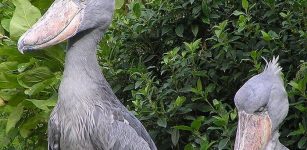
left=58, top=28, right=112, bottom=103
left=63, top=29, right=102, bottom=80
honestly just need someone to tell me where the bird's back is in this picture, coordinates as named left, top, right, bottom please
left=48, top=83, right=157, bottom=150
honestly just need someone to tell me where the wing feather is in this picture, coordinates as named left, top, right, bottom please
left=90, top=105, right=156, bottom=150
left=48, top=112, right=61, bottom=150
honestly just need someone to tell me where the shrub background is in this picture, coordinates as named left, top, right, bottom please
left=0, top=0, right=306, bottom=149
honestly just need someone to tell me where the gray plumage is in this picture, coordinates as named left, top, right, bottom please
left=17, top=0, right=157, bottom=149
left=234, top=56, right=289, bottom=150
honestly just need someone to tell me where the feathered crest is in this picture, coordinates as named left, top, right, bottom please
left=262, top=56, right=282, bottom=75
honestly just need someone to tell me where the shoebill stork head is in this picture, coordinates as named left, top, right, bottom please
left=18, top=0, right=114, bottom=52
left=234, top=57, right=289, bottom=150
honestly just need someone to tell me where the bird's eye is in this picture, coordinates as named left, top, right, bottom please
left=255, top=106, right=266, bottom=113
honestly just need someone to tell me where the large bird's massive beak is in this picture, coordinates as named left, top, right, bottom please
left=18, top=0, right=84, bottom=53
left=234, top=111, right=272, bottom=150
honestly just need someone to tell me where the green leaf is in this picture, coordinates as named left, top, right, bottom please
left=115, top=0, right=125, bottom=9
left=233, top=10, right=245, bottom=16
left=191, top=25, right=199, bottom=37
left=6, top=104, right=24, bottom=133
left=298, top=137, right=307, bottom=149
left=288, top=81, right=300, bottom=90
left=0, top=25, right=4, bottom=35
left=279, top=12, right=287, bottom=18
left=0, top=97, right=5, bottom=107
left=175, top=24, right=184, bottom=37
left=17, top=58, right=37, bottom=73
left=174, top=125, right=192, bottom=131
left=184, top=143, right=194, bottom=150
left=261, top=31, right=272, bottom=41
left=288, top=124, right=305, bottom=136
left=17, top=67, right=53, bottom=88
left=218, top=138, right=229, bottom=149
left=242, top=0, right=249, bottom=12
left=268, top=30, right=279, bottom=39
left=200, top=139, right=215, bottom=150
left=1, top=19, right=11, bottom=32
left=157, top=118, right=167, bottom=128
left=175, top=96, right=186, bottom=107
left=133, top=3, right=141, bottom=18
left=0, top=73, right=20, bottom=89
left=0, top=89, right=19, bottom=101
left=191, top=116, right=204, bottom=131
left=10, top=0, right=41, bottom=38
left=230, top=110, right=237, bottom=120
left=214, top=29, right=222, bottom=38
left=20, top=112, right=48, bottom=138
left=201, top=0, right=210, bottom=24
left=24, top=77, right=58, bottom=96
left=197, top=78, right=203, bottom=91
left=0, top=61, right=18, bottom=72
left=26, top=94, right=57, bottom=111
left=171, top=129, right=179, bottom=146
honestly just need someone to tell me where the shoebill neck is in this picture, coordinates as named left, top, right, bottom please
left=59, top=28, right=110, bottom=103
left=63, top=28, right=104, bottom=82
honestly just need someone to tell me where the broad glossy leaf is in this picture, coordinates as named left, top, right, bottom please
left=26, top=94, right=57, bottom=111
left=0, top=25, right=4, bottom=35
left=43, top=46, right=65, bottom=64
left=232, top=10, right=245, bottom=16
left=0, top=97, right=5, bottom=106
left=115, top=0, right=125, bottom=9
left=218, top=138, right=229, bottom=149
left=184, top=143, right=194, bottom=150
left=157, top=118, right=167, bottom=128
left=133, top=3, right=141, bottom=18
left=174, top=125, right=192, bottom=131
left=175, top=25, right=184, bottom=37
left=1, top=19, right=10, bottom=32
left=24, top=77, right=58, bottom=96
left=171, top=129, right=179, bottom=146
left=197, top=78, right=202, bottom=91
left=0, top=118, right=10, bottom=146
left=20, top=112, right=48, bottom=138
left=0, top=73, right=20, bottom=89
left=261, top=31, right=272, bottom=41
left=6, top=104, right=23, bottom=133
left=10, top=0, right=41, bottom=38
left=242, top=0, right=249, bottom=12
left=191, top=116, right=204, bottom=131
left=0, top=61, right=18, bottom=72
left=298, top=137, right=307, bottom=149
left=191, top=25, right=199, bottom=37
left=17, top=67, right=53, bottom=88
left=0, top=89, right=19, bottom=101
left=31, top=0, right=53, bottom=11
left=17, top=58, right=37, bottom=73
left=175, top=96, right=186, bottom=107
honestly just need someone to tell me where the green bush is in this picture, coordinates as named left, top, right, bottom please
left=0, top=0, right=306, bottom=149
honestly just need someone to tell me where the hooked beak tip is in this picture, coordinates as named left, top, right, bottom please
left=17, top=39, right=25, bottom=54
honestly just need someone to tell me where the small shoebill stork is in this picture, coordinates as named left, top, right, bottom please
left=17, top=0, right=157, bottom=149
left=234, top=57, right=289, bottom=150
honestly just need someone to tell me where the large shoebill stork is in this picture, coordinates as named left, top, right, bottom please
left=17, top=0, right=157, bottom=149
left=234, top=57, right=289, bottom=150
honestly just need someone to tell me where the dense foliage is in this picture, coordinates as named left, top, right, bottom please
left=0, top=0, right=306, bottom=149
